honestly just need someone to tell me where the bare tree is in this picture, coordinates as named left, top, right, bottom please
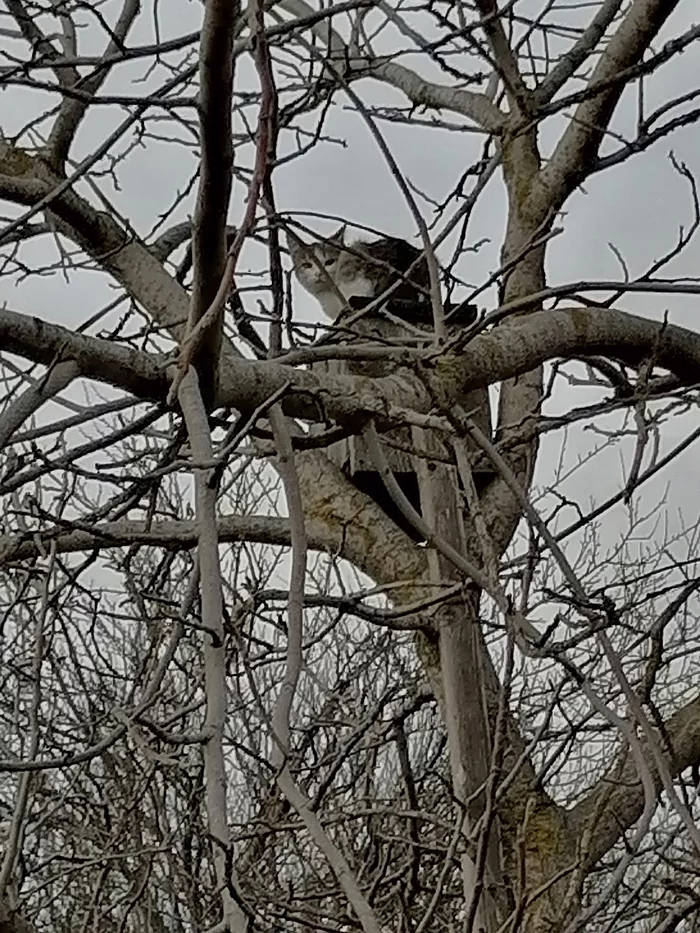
left=1, top=2, right=700, bottom=933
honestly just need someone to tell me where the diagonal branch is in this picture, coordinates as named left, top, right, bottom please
left=277, top=0, right=505, bottom=132
left=275, top=766, right=384, bottom=933
left=537, top=21, right=700, bottom=121
left=149, top=221, right=194, bottom=264
left=0, top=139, right=193, bottom=334
left=368, top=59, right=506, bottom=133
left=535, top=0, right=625, bottom=105
left=47, top=0, right=141, bottom=169
left=572, top=689, right=700, bottom=869
left=4, top=0, right=79, bottom=89
left=472, top=0, right=531, bottom=112
left=0, top=360, right=79, bottom=450
left=531, top=0, right=683, bottom=215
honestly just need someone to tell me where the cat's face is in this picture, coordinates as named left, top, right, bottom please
left=288, top=225, right=346, bottom=297
left=288, top=226, right=378, bottom=319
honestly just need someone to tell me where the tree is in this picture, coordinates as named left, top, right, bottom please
left=1, top=1, right=700, bottom=931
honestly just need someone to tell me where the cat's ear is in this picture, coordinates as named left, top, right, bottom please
left=329, top=224, right=346, bottom=246
left=286, top=229, right=306, bottom=264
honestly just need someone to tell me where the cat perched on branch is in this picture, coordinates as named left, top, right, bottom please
left=288, top=224, right=476, bottom=326
left=288, top=225, right=488, bottom=542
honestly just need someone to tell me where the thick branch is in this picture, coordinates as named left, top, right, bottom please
left=47, top=0, right=141, bottom=169
left=473, top=0, right=530, bottom=111
left=0, top=140, right=192, bottom=335
left=535, top=0, right=625, bottom=104
left=532, top=0, right=682, bottom=214
left=4, top=0, right=79, bottom=90
left=277, top=0, right=505, bottom=132
left=0, top=360, right=79, bottom=450
left=0, top=515, right=300, bottom=563
left=0, top=307, right=168, bottom=400
left=435, top=307, right=700, bottom=397
left=187, top=0, right=238, bottom=353
left=368, top=59, right=505, bottom=133
left=3, top=306, right=700, bottom=431
left=573, top=690, right=700, bottom=868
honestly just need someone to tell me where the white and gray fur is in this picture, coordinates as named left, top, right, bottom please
left=287, top=225, right=491, bottom=540
left=287, top=225, right=431, bottom=321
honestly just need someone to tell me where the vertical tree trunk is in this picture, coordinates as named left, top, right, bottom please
left=313, top=307, right=506, bottom=928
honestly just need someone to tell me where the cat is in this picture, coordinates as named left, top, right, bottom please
left=287, top=224, right=433, bottom=323
left=288, top=225, right=484, bottom=542
left=288, top=225, right=477, bottom=328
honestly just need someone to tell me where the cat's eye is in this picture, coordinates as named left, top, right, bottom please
left=300, top=261, right=312, bottom=269
left=323, top=257, right=335, bottom=266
